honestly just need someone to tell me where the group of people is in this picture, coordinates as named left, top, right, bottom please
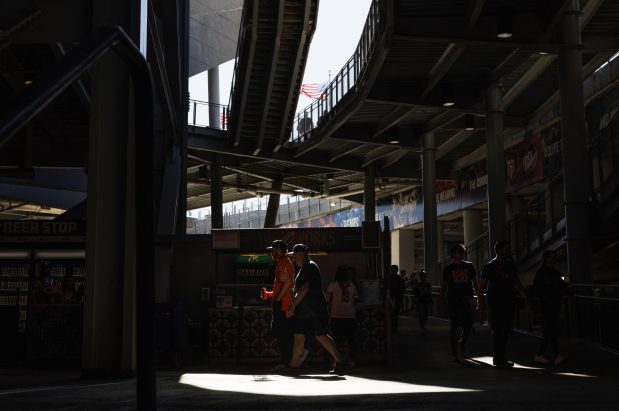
left=439, top=241, right=571, bottom=368
left=265, top=238, right=570, bottom=374
left=388, top=265, right=433, bottom=332
left=32, top=262, right=81, bottom=305
left=265, top=240, right=356, bottom=375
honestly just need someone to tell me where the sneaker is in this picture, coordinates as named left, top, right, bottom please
left=554, top=353, right=568, bottom=365
left=534, top=355, right=550, bottom=365
left=268, top=363, right=287, bottom=372
left=494, top=360, right=515, bottom=368
left=298, top=348, right=310, bottom=366
left=458, top=345, right=469, bottom=360
left=329, top=362, right=346, bottom=375
left=280, top=366, right=301, bottom=376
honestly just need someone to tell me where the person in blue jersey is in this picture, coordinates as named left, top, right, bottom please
left=531, top=249, right=571, bottom=366
left=439, top=244, right=482, bottom=361
left=480, top=240, right=530, bottom=368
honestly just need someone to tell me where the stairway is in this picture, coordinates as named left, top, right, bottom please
left=228, top=0, right=318, bottom=155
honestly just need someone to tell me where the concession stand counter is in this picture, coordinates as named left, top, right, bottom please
left=206, top=227, right=386, bottom=364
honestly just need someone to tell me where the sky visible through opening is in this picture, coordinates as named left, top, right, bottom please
left=187, top=0, right=372, bottom=218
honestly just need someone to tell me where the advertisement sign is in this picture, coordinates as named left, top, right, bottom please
left=391, top=187, right=423, bottom=228
left=505, top=133, right=544, bottom=192
left=460, top=160, right=488, bottom=208
left=542, top=124, right=563, bottom=177
left=232, top=227, right=363, bottom=252
left=436, top=180, right=460, bottom=216
left=0, top=220, right=85, bottom=242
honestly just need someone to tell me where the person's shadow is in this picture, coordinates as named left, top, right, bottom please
left=292, top=374, right=346, bottom=381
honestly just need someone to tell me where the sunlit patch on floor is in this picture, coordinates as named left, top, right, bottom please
left=179, top=373, right=481, bottom=396
left=554, top=372, right=598, bottom=378
left=469, top=356, right=544, bottom=370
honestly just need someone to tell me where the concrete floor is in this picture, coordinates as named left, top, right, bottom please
left=1, top=316, right=618, bottom=410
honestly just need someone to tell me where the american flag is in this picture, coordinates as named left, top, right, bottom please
left=301, top=82, right=328, bottom=99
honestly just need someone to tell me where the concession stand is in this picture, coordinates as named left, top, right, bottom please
left=205, top=227, right=386, bottom=364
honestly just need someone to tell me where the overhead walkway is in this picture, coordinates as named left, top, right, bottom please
left=227, top=0, right=318, bottom=155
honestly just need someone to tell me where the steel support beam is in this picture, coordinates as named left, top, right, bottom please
left=211, top=154, right=223, bottom=229
left=264, top=178, right=283, bottom=228
left=364, top=163, right=376, bottom=222
left=422, top=132, right=439, bottom=285
left=485, top=86, right=507, bottom=252
left=558, top=0, right=591, bottom=283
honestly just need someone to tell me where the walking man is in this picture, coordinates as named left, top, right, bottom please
left=439, top=244, right=482, bottom=361
left=286, top=244, right=345, bottom=374
left=480, top=240, right=530, bottom=368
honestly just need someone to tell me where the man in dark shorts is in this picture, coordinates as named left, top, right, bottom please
left=285, top=244, right=345, bottom=374
left=439, top=244, right=482, bottom=361
left=480, top=240, right=530, bottom=368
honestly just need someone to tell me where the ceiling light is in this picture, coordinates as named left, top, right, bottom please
left=389, top=138, right=400, bottom=144
left=464, top=115, right=475, bottom=131
left=496, top=6, right=513, bottom=39
left=330, top=201, right=336, bottom=207
left=441, top=83, right=455, bottom=107
left=538, top=51, right=549, bottom=55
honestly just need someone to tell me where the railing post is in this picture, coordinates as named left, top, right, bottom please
left=192, top=101, right=196, bottom=127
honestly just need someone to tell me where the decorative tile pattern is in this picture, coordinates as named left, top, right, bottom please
left=27, top=305, right=82, bottom=362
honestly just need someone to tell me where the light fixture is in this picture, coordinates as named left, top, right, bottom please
left=464, top=114, right=475, bottom=131
left=389, top=138, right=400, bottom=144
left=330, top=201, right=336, bottom=207
left=496, top=5, right=513, bottom=38
left=441, top=83, right=455, bottom=107
left=538, top=51, right=549, bottom=55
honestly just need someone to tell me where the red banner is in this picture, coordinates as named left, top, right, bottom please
left=505, top=133, right=544, bottom=192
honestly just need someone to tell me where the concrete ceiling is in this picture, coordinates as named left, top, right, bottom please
left=189, top=0, right=243, bottom=76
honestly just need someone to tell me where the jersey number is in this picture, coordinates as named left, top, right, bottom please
left=341, top=288, right=350, bottom=303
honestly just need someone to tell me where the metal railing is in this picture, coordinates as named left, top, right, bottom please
left=188, top=99, right=229, bottom=130
left=423, top=284, right=619, bottom=351
left=288, top=0, right=383, bottom=144
left=465, top=232, right=490, bottom=273
left=227, top=0, right=250, bottom=117
left=508, top=173, right=566, bottom=261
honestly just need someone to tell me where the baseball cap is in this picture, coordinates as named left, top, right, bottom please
left=291, top=243, right=310, bottom=253
left=266, top=239, right=287, bottom=252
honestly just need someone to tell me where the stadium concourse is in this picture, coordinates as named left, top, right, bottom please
left=0, top=317, right=617, bottom=410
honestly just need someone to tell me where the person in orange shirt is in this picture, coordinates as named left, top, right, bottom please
left=266, top=240, right=295, bottom=370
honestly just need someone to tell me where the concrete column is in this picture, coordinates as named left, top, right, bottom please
left=422, top=132, right=439, bottom=285
left=437, top=221, right=445, bottom=260
left=485, top=86, right=507, bottom=254
left=506, top=195, right=524, bottom=220
left=463, top=209, right=484, bottom=245
left=364, top=163, right=376, bottom=222
left=83, top=0, right=145, bottom=377
left=264, top=179, right=283, bottom=228
left=391, top=229, right=415, bottom=272
left=208, top=66, right=221, bottom=128
left=211, top=154, right=223, bottom=229
left=558, top=0, right=591, bottom=283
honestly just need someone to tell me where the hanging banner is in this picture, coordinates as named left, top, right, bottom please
left=505, top=133, right=544, bottom=192
left=460, top=160, right=488, bottom=208
left=391, top=187, right=423, bottom=228
left=436, top=180, right=460, bottom=216
left=542, top=123, right=563, bottom=177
